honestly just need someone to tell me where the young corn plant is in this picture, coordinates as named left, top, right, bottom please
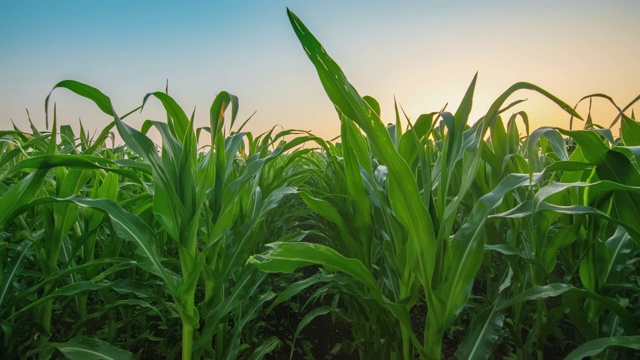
left=458, top=103, right=640, bottom=358
left=38, top=80, right=323, bottom=359
left=2, top=9, right=639, bottom=359
left=0, top=113, right=159, bottom=358
left=249, top=9, right=593, bottom=360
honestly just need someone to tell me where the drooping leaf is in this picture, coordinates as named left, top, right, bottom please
left=564, top=336, right=640, bottom=360
left=52, top=336, right=136, bottom=360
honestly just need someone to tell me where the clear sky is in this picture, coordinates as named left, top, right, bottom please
left=1, top=1, right=639, bottom=142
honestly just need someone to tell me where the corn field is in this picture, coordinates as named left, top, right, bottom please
left=1, top=9, right=639, bottom=360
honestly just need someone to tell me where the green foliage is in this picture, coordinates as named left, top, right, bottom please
left=0, top=8, right=639, bottom=360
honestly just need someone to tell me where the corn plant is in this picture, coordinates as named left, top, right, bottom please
left=0, top=79, right=321, bottom=358
left=1, top=8, right=639, bottom=359
left=249, top=8, right=639, bottom=360
left=0, top=113, right=159, bottom=358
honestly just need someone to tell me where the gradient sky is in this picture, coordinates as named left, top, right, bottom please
left=1, top=1, right=639, bottom=142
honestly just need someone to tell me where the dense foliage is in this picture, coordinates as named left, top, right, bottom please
left=1, top=9, right=639, bottom=360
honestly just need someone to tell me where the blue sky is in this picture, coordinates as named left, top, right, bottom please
left=1, top=1, right=639, bottom=141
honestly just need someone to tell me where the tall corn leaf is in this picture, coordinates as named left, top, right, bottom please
left=286, top=12, right=437, bottom=320
left=51, top=336, right=136, bottom=360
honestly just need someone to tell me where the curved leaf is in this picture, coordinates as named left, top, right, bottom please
left=52, top=336, right=136, bottom=360
left=564, top=336, right=640, bottom=360
left=248, top=241, right=383, bottom=302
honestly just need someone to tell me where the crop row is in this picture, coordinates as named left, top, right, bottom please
left=1, top=10, right=639, bottom=360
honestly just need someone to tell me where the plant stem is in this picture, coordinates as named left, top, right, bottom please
left=41, top=290, right=53, bottom=335
left=424, top=333, right=443, bottom=360
left=182, top=322, right=194, bottom=360
left=400, top=324, right=411, bottom=360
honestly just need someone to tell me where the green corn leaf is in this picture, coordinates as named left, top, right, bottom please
left=363, top=95, right=381, bottom=118
left=71, top=299, right=165, bottom=336
left=44, top=168, right=90, bottom=306
left=498, top=283, right=573, bottom=310
left=179, top=113, right=199, bottom=217
left=82, top=121, right=116, bottom=155
left=248, top=337, right=280, bottom=360
left=572, top=291, right=638, bottom=336
left=0, top=147, right=26, bottom=170
left=44, top=81, right=186, bottom=239
left=142, top=92, right=190, bottom=143
left=613, top=145, right=640, bottom=166
left=4, top=259, right=133, bottom=301
left=2, top=259, right=141, bottom=320
left=528, top=128, right=569, bottom=167
left=204, top=285, right=276, bottom=358
left=454, top=305, right=505, bottom=360
left=398, top=112, right=435, bottom=166
left=290, top=306, right=349, bottom=359
left=59, top=124, right=76, bottom=149
left=494, top=283, right=638, bottom=335
left=604, top=226, right=634, bottom=278
left=579, top=237, right=608, bottom=293
left=490, top=114, right=508, bottom=162
left=116, top=119, right=187, bottom=242
left=541, top=221, right=582, bottom=272
left=341, top=112, right=373, bottom=173
left=210, top=91, right=237, bottom=140
left=0, top=241, right=31, bottom=311
left=52, top=336, right=136, bottom=360
left=195, top=270, right=272, bottom=353
left=0, top=169, right=48, bottom=229
left=87, top=171, right=119, bottom=230
left=481, top=84, right=581, bottom=140
left=436, top=74, right=478, bottom=224
left=255, top=186, right=299, bottom=219
left=493, top=198, right=640, bottom=245
left=342, top=119, right=374, bottom=265
left=287, top=9, right=436, bottom=288
left=267, top=272, right=339, bottom=311
left=208, top=92, right=235, bottom=222
left=17, top=195, right=179, bottom=295
left=564, top=336, right=640, bottom=360
left=484, top=244, right=532, bottom=259
left=524, top=180, right=640, bottom=244
left=532, top=180, right=640, bottom=210
left=46, top=80, right=114, bottom=119
left=248, top=241, right=383, bottom=302
left=507, top=111, right=529, bottom=150
left=6, top=281, right=118, bottom=320
left=299, top=191, right=359, bottom=255
left=9, top=154, right=148, bottom=184
left=224, top=132, right=250, bottom=177
left=559, top=129, right=640, bottom=184
left=390, top=99, right=402, bottom=148
left=621, top=116, right=640, bottom=146
left=564, top=130, right=640, bottom=236
left=145, top=116, right=198, bottom=236
left=441, top=79, right=489, bottom=228
left=442, top=172, right=541, bottom=325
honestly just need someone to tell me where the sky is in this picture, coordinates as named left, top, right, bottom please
left=1, top=1, right=639, bottom=143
